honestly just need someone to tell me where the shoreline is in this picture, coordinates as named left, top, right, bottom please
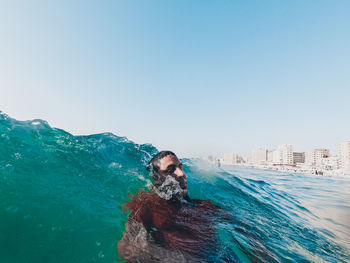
left=221, top=164, right=350, bottom=178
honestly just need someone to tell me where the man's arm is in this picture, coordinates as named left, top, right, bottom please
left=117, top=219, right=152, bottom=262
left=117, top=219, right=187, bottom=263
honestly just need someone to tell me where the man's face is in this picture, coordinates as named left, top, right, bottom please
left=157, top=155, right=187, bottom=190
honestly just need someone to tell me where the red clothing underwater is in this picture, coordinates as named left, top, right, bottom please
left=122, top=190, right=221, bottom=261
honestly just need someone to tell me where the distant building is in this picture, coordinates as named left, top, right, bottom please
left=273, top=144, right=293, bottom=165
left=246, top=156, right=252, bottom=164
left=293, top=152, right=305, bottom=164
left=338, top=141, right=350, bottom=173
left=321, top=156, right=339, bottom=170
left=305, top=150, right=315, bottom=165
left=267, top=150, right=274, bottom=163
left=305, top=149, right=330, bottom=166
left=251, top=148, right=267, bottom=164
left=223, top=152, right=238, bottom=165
left=272, top=149, right=282, bottom=164
left=223, top=153, right=244, bottom=165
left=315, top=149, right=330, bottom=165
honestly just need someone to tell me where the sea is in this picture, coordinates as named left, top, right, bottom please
left=0, top=111, right=349, bottom=263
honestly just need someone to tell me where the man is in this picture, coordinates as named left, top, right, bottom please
left=117, top=151, right=220, bottom=262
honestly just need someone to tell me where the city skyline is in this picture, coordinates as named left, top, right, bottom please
left=209, top=140, right=350, bottom=176
left=208, top=142, right=345, bottom=160
left=1, top=1, right=350, bottom=157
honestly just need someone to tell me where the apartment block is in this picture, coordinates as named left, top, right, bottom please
left=293, top=152, right=305, bottom=164
left=251, top=148, right=267, bottom=164
left=338, top=141, right=350, bottom=172
left=223, top=152, right=238, bottom=165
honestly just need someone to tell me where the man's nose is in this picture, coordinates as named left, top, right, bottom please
left=174, top=167, right=185, bottom=178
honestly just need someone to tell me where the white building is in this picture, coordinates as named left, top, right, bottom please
left=305, top=150, right=315, bottom=165
left=251, top=148, right=267, bottom=164
left=223, top=152, right=238, bottom=165
left=338, top=141, right=350, bottom=173
left=305, top=149, right=330, bottom=166
left=267, top=150, right=274, bottom=163
left=321, top=156, right=339, bottom=170
left=273, top=144, right=294, bottom=165
left=315, top=149, right=330, bottom=165
left=272, top=149, right=282, bottom=164
left=246, top=156, right=252, bottom=164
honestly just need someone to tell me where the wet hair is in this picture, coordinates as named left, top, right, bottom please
left=147, top=151, right=177, bottom=185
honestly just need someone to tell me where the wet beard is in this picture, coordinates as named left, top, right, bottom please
left=153, top=176, right=188, bottom=202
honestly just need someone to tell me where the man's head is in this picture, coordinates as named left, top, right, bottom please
left=148, top=151, right=188, bottom=200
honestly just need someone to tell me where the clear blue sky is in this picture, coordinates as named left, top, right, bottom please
left=1, top=1, right=349, bottom=157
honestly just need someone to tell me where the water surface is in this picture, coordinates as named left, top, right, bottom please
left=0, top=111, right=349, bottom=262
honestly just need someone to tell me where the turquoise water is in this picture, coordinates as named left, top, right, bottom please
left=0, top=111, right=349, bottom=262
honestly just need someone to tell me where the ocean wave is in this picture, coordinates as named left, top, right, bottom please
left=0, top=112, right=349, bottom=262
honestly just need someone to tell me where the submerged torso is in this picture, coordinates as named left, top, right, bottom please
left=124, top=190, right=220, bottom=260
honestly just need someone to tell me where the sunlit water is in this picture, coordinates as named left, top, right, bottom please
left=0, top=111, right=349, bottom=262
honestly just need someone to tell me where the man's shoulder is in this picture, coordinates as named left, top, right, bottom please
left=124, top=190, right=161, bottom=212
